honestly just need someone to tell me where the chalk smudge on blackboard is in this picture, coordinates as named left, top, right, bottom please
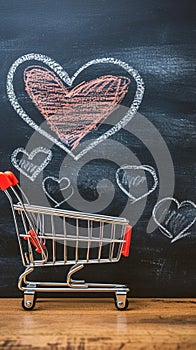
left=153, top=197, right=196, bottom=243
left=7, top=53, right=144, bottom=160
left=116, top=165, right=158, bottom=203
left=11, top=147, right=52, bottom=182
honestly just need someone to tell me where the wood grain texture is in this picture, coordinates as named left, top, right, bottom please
left=0, top=298, right=195, bottom=349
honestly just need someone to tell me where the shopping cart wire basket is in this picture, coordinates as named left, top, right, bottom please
left=0, top=171, right=132, bottom=310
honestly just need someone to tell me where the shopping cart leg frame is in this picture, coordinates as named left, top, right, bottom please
left=18, top=264, right=130, bottom=311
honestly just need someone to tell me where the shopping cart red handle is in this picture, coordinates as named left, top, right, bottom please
left=122, top=225, right=132, bottom=257
left=24, top=230, right=46, bottom=254
left=4, top=171, right=19, bottom=186
left=0, top=171, right=18, bottom=190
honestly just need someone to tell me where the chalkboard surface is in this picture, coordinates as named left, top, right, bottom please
left=0, top=0, right=195, bottom=297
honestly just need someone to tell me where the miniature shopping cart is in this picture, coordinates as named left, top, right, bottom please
left=0, top=171, right=132, bottom=310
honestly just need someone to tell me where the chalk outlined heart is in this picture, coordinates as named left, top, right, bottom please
left=11, top=147, right=52, bottom=181
left=42, top=176, right=74, bottom=207
left=116, top=165, right=158, bottom=203
left=7, top=54, right=144, bottom=160
left=153, top=197, right=196, bottom=243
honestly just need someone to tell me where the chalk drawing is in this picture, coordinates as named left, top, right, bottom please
left=42, top=176, right=74, bottom=208
left=116, top=165, right=158, bottom=203
left=7, top=53, right=145, bottom=160
left=152, top=197, right=196, bottom=243
left=11, top=147, right=52, bottom=181
left=24, top=66, right=130, bottom=150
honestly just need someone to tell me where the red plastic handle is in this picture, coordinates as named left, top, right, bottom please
left=24, top=230, right=46, bottom=254
left=0, top=171, right=19, bottom=191
left=4, top=171, right=19, bottom=186
left=122, top=225, right=132, bottom=257
left=0, top=172, right=12, bottom=191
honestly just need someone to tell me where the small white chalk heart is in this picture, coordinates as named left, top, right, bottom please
left=11, top=147, right=52, bottom=181
left=42, top=176, right=74, bottom=207
left=116, top=165, right=158, bottom=203
left=153, top=197, right=196, bottom=243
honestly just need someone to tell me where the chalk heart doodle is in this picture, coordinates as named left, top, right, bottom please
left=24, top=66, right=130, bottom=150
left=116, top=165, right=158, bottom=203
left=42, top=176, right=74, bottom=208
left=153, top=198, right=196, bottom=243
left=11, top=147, right=52, bottom=181
left=7, top=54, right=144, bottom=160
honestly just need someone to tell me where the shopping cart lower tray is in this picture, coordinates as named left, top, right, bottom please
left=0, top=171, right=132, bottom=310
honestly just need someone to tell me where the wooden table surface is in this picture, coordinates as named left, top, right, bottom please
left=0, top=298, right=195, bottom=350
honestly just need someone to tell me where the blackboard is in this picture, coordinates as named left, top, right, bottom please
left=0, top=0, right=195, bottom=298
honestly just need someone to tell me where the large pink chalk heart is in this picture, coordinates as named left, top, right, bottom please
left=24, top=66, right=130, bottom=150
left=7, top=54, right=145, bottom=160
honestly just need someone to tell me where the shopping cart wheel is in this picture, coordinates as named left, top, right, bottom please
left=22, top=292, right=36, bottom=311
left=114, top=292, right=129, bottom=311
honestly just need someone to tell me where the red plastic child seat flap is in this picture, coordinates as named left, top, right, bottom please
left=0, top=172, right=12, bottom=191
left=122, top=225, right=132, bottom=257
left=24, top=230, right=46, bottom=254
